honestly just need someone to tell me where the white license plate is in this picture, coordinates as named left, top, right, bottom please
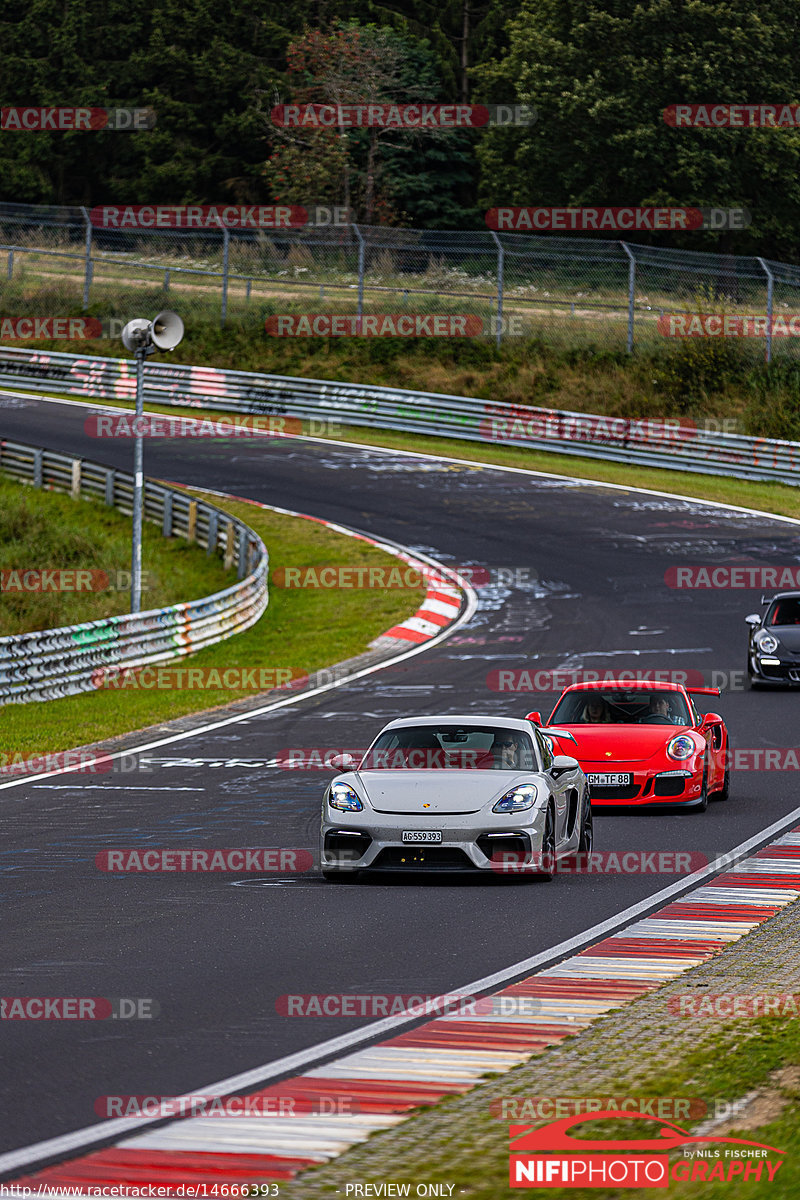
left=587, top=773, right=632, bottom=787
left=402, top=830, right=442, bottom=843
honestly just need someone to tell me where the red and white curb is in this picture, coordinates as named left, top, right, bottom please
left=182, top=489, right=467, bottom=649
left=382, top=569, right=463, bottom=645
left=11, top=829, right=800, bottom=1191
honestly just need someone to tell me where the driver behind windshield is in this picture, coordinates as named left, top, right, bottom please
left=641, top=694, right=679, bottom=723
left=492, top=732, right=522, bottom=769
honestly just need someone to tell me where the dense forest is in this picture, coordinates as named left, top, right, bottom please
left=2, top=0, right=800, bottom=255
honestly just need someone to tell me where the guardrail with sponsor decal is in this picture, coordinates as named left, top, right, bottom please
left=0, top=437, right=268, bottom=703
left=1, top=346, right=799, bottom=486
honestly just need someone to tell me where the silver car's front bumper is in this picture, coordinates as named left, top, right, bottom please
left=320, top=804, right=551, bottom=873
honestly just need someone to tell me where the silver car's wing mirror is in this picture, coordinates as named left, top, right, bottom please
left=540, top=726, right=577, bottom=744
left=745, top=614, right=761, bottom=627
left=329, top=752, right=357, bottom=771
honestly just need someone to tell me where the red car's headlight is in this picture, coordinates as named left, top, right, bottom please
left=667, top=735, right=696, bottom=761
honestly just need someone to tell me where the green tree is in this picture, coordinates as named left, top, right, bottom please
left=475, top=0, right=800, bottom=256
left=265, top=20, right=478, bottom=226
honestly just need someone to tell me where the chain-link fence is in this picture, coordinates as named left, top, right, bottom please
left=2, top=200, right=800, bottom=359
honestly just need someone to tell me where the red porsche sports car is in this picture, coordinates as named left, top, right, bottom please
left=526, top=681, right=728, bottom=810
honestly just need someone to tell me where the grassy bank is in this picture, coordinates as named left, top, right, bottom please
left=1, top=485, right=425, bottom=758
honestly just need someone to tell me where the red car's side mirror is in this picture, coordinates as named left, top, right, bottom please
left=700, top=713, right=723, bottom=728
left=526, top=711, right=543, bottom=725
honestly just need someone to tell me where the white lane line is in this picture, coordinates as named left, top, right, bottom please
left=4, top=805, right=800, bottom=1175
left=31, top=785, right=199, bottom=791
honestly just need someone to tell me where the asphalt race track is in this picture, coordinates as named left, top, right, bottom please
left=2, top=391, right=800, bottom=1158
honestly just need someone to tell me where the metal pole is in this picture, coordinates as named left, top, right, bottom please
left=81, top=206, right=93, bottom=312
left=490, top=230, right=504, bottom=349
left=353, top=224, right=365, bottom=328
left=757, top=257, right=774, bottom=365
left=221, top=227, right=230, bottom=328
left=620, top=242, right=635, bottom=354
left=130, top=347, right=146, bottom=613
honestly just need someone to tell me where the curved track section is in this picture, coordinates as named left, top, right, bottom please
left=2, top=391, right=800, bottom=1168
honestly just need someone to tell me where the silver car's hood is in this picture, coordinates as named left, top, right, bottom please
left=355, top=769, right=536, bottom=814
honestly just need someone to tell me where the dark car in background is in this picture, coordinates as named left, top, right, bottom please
left=747, top=592, right=800, bottom=687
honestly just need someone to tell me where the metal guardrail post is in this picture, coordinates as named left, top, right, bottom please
left=620, top=242, right=635, bottom=354
left=162, top=490, right=173, bottom=535
left=353, top=224, right=365, bottom=327
left=221, top=228, right=230, bottom=328
left=489, top=231, right=504, bottom=349
left=80, top=207, right=93, bottom=312
left=238, top=528, right=248, bottom=580
left=757, top=257, right=774, bottom=365
left=130, top=348, right=146, bottom=612
left=207, top=510, right=218, bottom=555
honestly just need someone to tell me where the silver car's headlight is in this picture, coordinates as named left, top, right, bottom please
left=755, top=630, right=779, bottom=655
left=329, top=782, right=363, bottom=812
left=493, top=783, right=538, bottom=813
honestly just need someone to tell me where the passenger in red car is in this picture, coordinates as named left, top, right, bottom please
left=580, top=697, right=612, bottom=723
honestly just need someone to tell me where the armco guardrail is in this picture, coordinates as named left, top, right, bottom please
left=0, top=439, right=268, bottom=704
left=0, top=345, right=799, bottom=486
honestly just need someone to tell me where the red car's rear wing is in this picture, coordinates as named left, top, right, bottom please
left=687, top=686, right=720, bottom=696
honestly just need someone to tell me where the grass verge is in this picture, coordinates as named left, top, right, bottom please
left=1, top=484, right=425, bottom=759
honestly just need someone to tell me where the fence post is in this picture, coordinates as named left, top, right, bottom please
left=353, top=224, right=365, bottom=327
left=207, top=509, right=218, bottom=556
left=757, top=257, right=774, bottom=365
left=80, top=206, right=93, bottom=312
left=489, top=231, right=504, bottom=349
left=237, top=527, right=248, bottom=580
left=7, top=250, right=12, bottom=280
left=221, top=227, right=230, bottom=327
left=620, top=242, right=635, bottom=354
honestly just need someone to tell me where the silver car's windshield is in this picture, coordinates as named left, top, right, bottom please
left=360, top=725, right=537, bottom=770
left=550, top=690, right=692, bottom=726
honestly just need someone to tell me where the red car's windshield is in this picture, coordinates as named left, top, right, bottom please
left=550, top=690, right=692, bottom=726
left=360, top=725, right=537, bottom=770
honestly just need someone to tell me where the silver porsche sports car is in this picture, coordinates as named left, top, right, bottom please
left=319, top=715, right=591, bottom=881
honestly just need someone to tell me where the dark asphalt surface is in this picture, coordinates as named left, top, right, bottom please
left=2, top=391, right=800, bottom=1156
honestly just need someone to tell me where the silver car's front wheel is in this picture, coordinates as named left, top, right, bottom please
left=578, top=798, right=593, bottom=853
left=534, top=806, right=556, bottom=882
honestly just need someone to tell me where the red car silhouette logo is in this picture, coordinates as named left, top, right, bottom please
left=510, top=1111, right=784, bottom=1155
